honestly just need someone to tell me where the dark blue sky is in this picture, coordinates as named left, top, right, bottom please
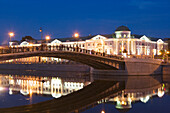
left=0, top=0, right=170, bottom=44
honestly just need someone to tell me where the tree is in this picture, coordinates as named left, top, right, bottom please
left=123, top=49, right=127, bottom=53
left=21, top=36, right=35, bottom=42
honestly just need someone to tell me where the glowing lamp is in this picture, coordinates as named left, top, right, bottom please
left=101, top=110, right=105, bottom=113
left=159, top=52, right=162, bottom=55
left=74, top=33, right=79, bottom=38
left=9, top=32, right=14, bottom=37
left=46, top=35, right=50, bottom=40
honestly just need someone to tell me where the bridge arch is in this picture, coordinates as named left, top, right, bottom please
left=0, top=51, right=121, bottom=70
left=0, top=45, right=125, bottom=70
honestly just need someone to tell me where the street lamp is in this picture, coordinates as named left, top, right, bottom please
left=39, top=27, right=43, bottom=44
left=166, top=51, right=170, bottom=63
left=39, top=27, right=43, bottom=51
left=101, top=110, right=105, bottom=113
left=74, top=32, right=79, bottom=47
left=8, top=32, right=14, bottom=46
left=74, top=32, right=79, bottom=38
left=45, top=35, right=50, bottom=43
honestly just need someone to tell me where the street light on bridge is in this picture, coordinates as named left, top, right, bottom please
left=8, top=32, right=14, bottom=46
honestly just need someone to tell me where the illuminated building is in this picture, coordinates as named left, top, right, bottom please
left=10, top=26, right=168, bottom=56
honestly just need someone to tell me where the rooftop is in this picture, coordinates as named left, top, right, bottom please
left=115, top=26, right=131, bottom=32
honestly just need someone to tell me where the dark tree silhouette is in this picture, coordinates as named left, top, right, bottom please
left=21, top=36, right=35, bottom=42
left=123, top=49, right=127, bottom=53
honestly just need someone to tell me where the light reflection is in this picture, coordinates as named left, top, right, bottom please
left=111, top=84, right=167, bottom=110
left=0, top=87, right=4, bottom=91
left=0, top=74, right=90, bottom=99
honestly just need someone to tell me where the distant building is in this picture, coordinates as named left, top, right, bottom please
left=10, top=26, right=168, bottom=56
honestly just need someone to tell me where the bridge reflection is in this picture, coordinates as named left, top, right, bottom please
left=0, top=72, right=169, bottom=113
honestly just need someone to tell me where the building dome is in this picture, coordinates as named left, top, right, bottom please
left=115, top=26, right=131, bottom=31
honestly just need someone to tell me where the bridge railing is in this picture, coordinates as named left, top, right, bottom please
left=0, top=45, right=124, bottom=60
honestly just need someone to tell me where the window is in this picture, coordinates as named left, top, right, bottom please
left=88, top=44, right=90, bottom=46
left=142, top=43, right=145, bottom=46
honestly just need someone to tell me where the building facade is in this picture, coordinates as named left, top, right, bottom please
left=11, top=26, right=168, bottom=56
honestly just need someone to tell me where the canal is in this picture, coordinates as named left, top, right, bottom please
left=0, top=58, right=170, bottom=113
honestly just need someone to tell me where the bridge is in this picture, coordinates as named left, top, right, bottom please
left=0, top=45, right=168, bottom=75
left=0, top=45, right=125, bottom=70
left=0, top=80, right=125, bottom=113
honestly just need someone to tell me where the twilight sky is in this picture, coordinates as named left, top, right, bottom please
left=0, top=0, right=170, bottom=44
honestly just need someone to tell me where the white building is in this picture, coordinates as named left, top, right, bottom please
left=11, top=26, right=168, bottom=56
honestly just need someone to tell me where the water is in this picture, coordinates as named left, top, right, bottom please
left=82, top=75, right=170, bottom=113
left=82, top=95, right=170, bottom=113
left=0, top=71, right=170, bottom=113
left=0, top=90, right=53, bottom=108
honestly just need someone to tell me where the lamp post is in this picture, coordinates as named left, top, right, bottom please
left=40, top=27, right=43, bottom=51
left=40, top=27, right=43, bottom=43
left=45, top=35, right=50, bottom=43
left=74, top=33, right=79, bottom=52
left=166, top=51, right=169, bottom=63
left=8, top=32, right=14, bottom=47
left=74, top=32, right=79, bottom=47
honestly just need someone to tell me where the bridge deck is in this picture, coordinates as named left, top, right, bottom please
left=0, top=51, right=125, bottom=70
left=0, top=80, right=125, bottom=113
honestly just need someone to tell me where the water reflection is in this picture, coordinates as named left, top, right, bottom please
left=0, top=74, right=91, bottom=107
left=0, top=72, right=170, bottom=112
left=10, top=75, right=91, bottom=97
left=93, top=75, right=169, bottom=112
left=111, top=83, right=165, bottom=109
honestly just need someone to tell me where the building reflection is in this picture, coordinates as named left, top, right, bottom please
left=0, top=56, right=79, bottom=64
left=107, top=76, right=168, bottom=110
left=0, top=74, right=91, bottom=98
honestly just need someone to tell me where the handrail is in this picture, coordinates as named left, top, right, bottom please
left=0, top=45, right=124, bottom=61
